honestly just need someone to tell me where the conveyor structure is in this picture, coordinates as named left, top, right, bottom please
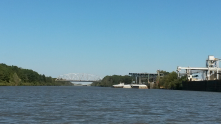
left=177, top=56, right=221, bottom=81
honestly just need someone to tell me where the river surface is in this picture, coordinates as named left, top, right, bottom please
left=0, top=86, right=221, bottom=123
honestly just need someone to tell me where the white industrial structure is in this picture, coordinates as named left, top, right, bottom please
left=177, top=56, right=221, bottom=81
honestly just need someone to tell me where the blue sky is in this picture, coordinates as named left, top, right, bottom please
left=0, top=0, right=221, bottom=78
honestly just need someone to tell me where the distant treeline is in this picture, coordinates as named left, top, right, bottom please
left=91, top=75, right=133, bottom=87
left=0, top=63, right=73, bottom=86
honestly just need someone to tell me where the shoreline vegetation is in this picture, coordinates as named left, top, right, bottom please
left=0, top=63, right=186, bottom=89
left=158, top=71, right=187, bottom=90
left=0, top=63, right=73, bottom=86
left=91, top=75, right=133, bottom=87
left=92, top=71, right=187, bottom=90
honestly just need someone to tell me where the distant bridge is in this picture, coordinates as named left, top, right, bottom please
left=56, top=73, right=102, bottom=82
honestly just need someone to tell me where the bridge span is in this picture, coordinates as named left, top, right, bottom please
left=55, top=73, right=102, bottom=82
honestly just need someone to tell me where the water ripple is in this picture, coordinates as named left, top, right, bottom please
left=0, top=86, right=221, bottom=123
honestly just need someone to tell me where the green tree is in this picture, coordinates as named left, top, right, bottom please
left=0, top=63, right=74, bottom=86
left=10, top=73, right=21, bottom=86
left=159, top=71, right=186, bottom=89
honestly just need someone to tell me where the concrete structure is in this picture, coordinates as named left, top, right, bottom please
left=177, top=56, right=221, bottom=81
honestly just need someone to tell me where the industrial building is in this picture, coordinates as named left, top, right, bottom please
left=128, top=70, right=164, bottom=88
left=177, top=55, right=221, bottom=81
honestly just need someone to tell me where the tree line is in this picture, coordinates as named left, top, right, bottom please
left=0, top=62, right=187, bottom=88
left=91, top=75, right=134, bottom=87
left=0, top=63, right=73, bottom=86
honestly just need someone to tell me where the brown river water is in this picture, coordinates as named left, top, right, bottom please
left=0, top=86, right=221, bottom=123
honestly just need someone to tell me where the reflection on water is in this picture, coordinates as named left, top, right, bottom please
left=0, top=86, right=221, bottom=123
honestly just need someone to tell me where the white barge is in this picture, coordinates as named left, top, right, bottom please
left=112, top=83, right=148, bottom=89
left=112, top=83, right=125, bottom=88
left=131, top=84, right=148, bottom=89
